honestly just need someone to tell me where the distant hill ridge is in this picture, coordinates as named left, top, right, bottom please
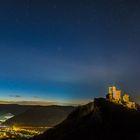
left=3, top=105, right=74, bottom=127
left=31, top=98, right=140, bottom=140
left=0, top=104, right=32, bottom=115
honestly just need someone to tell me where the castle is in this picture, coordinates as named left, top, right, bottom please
left=106, top=86, right=136, bottom=109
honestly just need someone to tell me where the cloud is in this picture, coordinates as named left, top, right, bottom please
left=32, top=96, right=40, bottom=99
left=9, top=95, right=21, bottom=98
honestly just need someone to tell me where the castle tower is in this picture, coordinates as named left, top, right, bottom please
left=113, top=90, right=121, bottom=102
left=109, top=86, right=116, bottom=94
left=106, top=86, right=121, bottom=103
left=106, top=86, right=115, bottom=100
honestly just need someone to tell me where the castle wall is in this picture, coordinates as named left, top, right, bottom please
left=107, top=86, right=137, bottom=109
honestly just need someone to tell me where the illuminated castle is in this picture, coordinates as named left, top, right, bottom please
left=106, top=86, right=136, bottom=109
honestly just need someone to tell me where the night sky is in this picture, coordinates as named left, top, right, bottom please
left=0, top=0, right=140, bottom=105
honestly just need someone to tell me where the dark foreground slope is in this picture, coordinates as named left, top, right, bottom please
left=31, top=98, right=140, bottom=140
left=4, top=105, right=74, bottom=127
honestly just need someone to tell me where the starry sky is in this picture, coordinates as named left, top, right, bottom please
left=0, top=0, right=140, bottom=105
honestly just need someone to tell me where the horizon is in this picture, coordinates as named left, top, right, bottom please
left=0, top=99, right=88, bottom=106
left=0, top=85, right=138, bottom=106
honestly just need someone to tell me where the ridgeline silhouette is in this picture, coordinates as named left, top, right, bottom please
left=31, top=86, right=140, bottom=140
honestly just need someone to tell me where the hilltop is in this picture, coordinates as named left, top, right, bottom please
left=31, top=98, right=140, bottom=140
